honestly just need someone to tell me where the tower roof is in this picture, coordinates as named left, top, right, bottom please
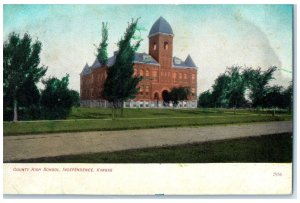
left=80, top=63, right=91, bottom=75
left=149, top=16, right=174, bottom=37
left=184, top=54, right=197, bottom=67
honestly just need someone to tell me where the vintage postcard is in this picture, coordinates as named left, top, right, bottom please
left=2, top=4, right=294, bottom=195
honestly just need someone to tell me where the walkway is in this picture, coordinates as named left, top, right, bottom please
left=4, top=121, right=292, bottom=162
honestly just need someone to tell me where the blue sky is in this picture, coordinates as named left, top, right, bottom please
left=3, top=4, right=293, bottom=94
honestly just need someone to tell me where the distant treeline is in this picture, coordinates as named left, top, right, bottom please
left=198, top=66, right=292, bottom=111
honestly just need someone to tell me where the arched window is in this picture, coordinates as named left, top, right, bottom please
left=164, top=42, right=168, bottom=50
left=153, top=43, right=157, bottom=50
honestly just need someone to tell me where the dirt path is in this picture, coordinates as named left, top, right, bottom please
left=4, top=121, right=292, bottom=162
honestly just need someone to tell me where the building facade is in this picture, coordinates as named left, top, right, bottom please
left=80, top=17, right=198, bottom=108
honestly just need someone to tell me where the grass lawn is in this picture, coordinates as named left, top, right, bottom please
left=11, top=133, right=292, bottom=163
left=4, top=114, right=291, bottom=136
left=67, top=107, right=290, bottom=119
left=3, top=108, right=292, bottom=135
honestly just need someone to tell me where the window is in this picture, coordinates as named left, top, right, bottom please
left=153, top=43, right=157, bottom=50
left=184, top=74, right=187, bottom=79
left=192, top=74, right=195, bottom=80
left=164, top=42, right=168, bottom=50
left=179, top=73, right=182, bottom=79
left=140, top=69, right=144, bottom=76
left=152, top=71, right=157, bottom=77
left=145, top=85, right=149, bottom=92
left=146, top=69, right=149, bottom=77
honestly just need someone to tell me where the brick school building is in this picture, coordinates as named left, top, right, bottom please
left=80, top=17, right=198, bottom=108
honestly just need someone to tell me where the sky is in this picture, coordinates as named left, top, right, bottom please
left=3, top=4, right=294, bottom=95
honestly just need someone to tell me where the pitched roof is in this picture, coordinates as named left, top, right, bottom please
left=184, top=54, right=197, bottom=67
left=91, top=58, right=101, bottom=69
left=149, top=16, right=174, bottom=37
left=81, top=52, right=159, bottom=75
left=134, top=52, right=159, bottom=65
left=80, top=63, right=92, bottom=76
left=173, top=55, right=197, bottom=69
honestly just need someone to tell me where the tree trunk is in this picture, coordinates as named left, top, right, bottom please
left=13, top=98, right=18, bottom=122
left=120, top=101, right=124, bottom=117
left=234, top=100, right=237, bottom=115
left=111, top=105, right=115, bottom=120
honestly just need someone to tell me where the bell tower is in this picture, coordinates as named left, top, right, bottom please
left=148, top=17, right=174, bottom=69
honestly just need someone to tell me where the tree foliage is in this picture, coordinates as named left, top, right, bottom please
left=102, top=18, right=143, bottom=119
left=225, top=66, right=247, bottom=108
left=210, top=66, right=247, bottom=108
left=283, top=83, right=293, bottom=112
left=3, top=32, right=47, bottom=121
left=40, top=74, right=79, bottom=119
left=198, top=65, right=292, bottom=111
left=211, top=73, right=230, bottom=107
left=97, top=22, right=108, bottom=65
left=170, top=87, right=191, bottom=107
left=198, top=90, right=213, bottom=108
left=243, top=66, right=277, bottom=107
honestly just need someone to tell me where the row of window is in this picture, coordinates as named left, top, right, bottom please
left=152, top=42, right=169, bottom=50
left=134, top=69, right=196, bottom=80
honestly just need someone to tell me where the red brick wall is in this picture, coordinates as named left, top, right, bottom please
left=149, top=34, right=173, bottom=69
left=80, top=33, right=197, bottom=102
left=81, top=64, right=197, bottom=102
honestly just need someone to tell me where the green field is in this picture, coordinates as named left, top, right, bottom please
left=11, top=133, right=292, bottom=163
left=3, top=108, right=292, bottom=135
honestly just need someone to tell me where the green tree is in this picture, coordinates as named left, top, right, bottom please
left=198, top=90, right=213, bottom=108
left=211, top=73, right=230, bottom=108
left=102, top=18, right=143, bottom=119
left=40, top=74, right=74, bottom=119
left=243, top=66, right=277, bottom=108
left=262, top=85, right=285, bottom=109
left=4, top=32, right=47, bottom=121
left=97, top=22, right=108, bottom=65
left=170, top=87, right=191, bottom=108
left=4, top=78, right=42, bottom=121
left=283, top=83, right=293, bottom=112
left=69, top=90, right=80, bottom=107
left=225, top=66, right=247, bottom=109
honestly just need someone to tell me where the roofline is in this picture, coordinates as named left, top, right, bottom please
left=134, top=61, right=160, bottom=66
left=172, top=65, right=198, bottom=69
left=148, top=32, right=174, bottom=38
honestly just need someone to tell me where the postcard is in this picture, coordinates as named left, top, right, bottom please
left=3, top=4, right=294, bottom=195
